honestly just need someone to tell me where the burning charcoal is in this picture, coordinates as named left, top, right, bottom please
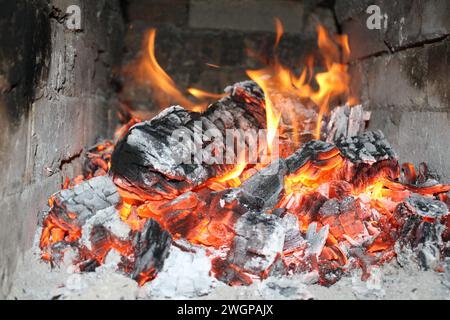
left=39, top=176, right=121, bottom=261
left=237, top=159, right=288, bottom=210
left=285, top=140, right=338, bottom=175
left=131, top=219, right=172, bottom=285
left=319, top=196, right=365, bottom=242
left=54, top=176, right=120, bottom=225
left=305, top=222, right=329, bottom=258
left=80, top=206, right=131, bottom=251
left=395, top=198, right=447, bottom=270
left=326, top=180, right=353, bottom=200
left=218, top=211, right=285, bottom=284
left=335, top=130, right=397, bottom=164
left=281, top=213, right=304, bottom=252
left=325, top=104, right=370, bottom=143
left=319, top=198, right=340, bottom=217
left=406, top=194, right=448, bottom=219
left=318, top=260, right=344, bottom=287
left=151, top=190, right=205, bottom=238
left=111, top=81, right=266, bottom=201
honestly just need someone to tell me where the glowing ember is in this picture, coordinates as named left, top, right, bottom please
left=37, top=20, right=450, bottom=289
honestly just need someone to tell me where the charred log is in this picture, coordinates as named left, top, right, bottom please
left=215, top=211, right=285, bottom=285
left=39, top=176, right=121, bottom=260
left=335, top=130, right=397, bottom=165
left=111, top=81, right=266, bottom=201
left=130, top=219, right=172, bottom=285
left=325, top=104, right=370, bottom=143
left=394, top=194, right=448, bottom=270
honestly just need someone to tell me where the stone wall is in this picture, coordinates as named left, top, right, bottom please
left=334, top=0, right=450, bottom=182
left=0, top=0, right=124, bottom=297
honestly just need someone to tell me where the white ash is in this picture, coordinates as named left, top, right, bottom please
left=230, top=211, right=285, bottom=274
left=443, top=258, right=450, bottom=289
left=305, top=222, right=329, bottom=258
left=144, top=245, right=218, bottom=299
left=281, top=213, right=304, bottom=252
left=8, top=247, right=450, bottom=300
left=406, top=193, right=448, bottom=219
left=258, top=277, right=314, bottom=300
left=63, top=176, right=120, bottom=222
left=80, top=206, right=131, bottom=250
left=37, top=175, right=121, bottom=227
left=351, top=267, right=385, bottom=299
left=326, top=104, right=370, bottom=143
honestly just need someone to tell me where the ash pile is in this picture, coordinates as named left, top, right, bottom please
left=33, top=81, right=450, bottom=298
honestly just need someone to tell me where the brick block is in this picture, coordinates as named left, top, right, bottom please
left=368, top=110, right=450, bottom=184
left=336, top=0, right=450, bottom=60
left=189, top=0, right=335, bottom=35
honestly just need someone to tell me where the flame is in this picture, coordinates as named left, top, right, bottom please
left=128, top=29, right=225, bottom=112
left=209, top=152, right=248, bottom=187
left=247, top=20, right=355, bottom=152
left=39, top=18, right=450, bottom=289
left=187, top=88, right=227, bottom=100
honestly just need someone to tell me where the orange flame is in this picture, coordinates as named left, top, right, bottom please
left=129, top=29, right=225, bottom=112
left=247, top=20, right=356, bottom=153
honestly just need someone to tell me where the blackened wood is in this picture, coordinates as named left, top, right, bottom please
left=335, top=130, right=397, bottom=164
left=111, top=81, right=266, bottom=200
left=131, top=219, right=172, bottom=282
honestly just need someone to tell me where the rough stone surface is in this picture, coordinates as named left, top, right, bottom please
left=335, top=0, right=450, bottom=60
left=347, top=37, right=450, bottom=182
left=368, top=110, right=450, bottom=184
left=0, top=0, right=124, bottom=298
left=189, top=0, right=335, bottom=34
left=335, top=1, right=449, bottom=185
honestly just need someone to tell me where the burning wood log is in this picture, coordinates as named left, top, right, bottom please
left=111, top=81, right=267, bottom=201
left=35, top=89, right=450, bottom=290
left=130, top=219, right=172, bottom=285
left=39, top=176, right=122, bottom=261
left=325, top=104, right=371, bottom=143
left=394, top=193, right=448, bottom=270
left=213, top=211, right=286, bottom=285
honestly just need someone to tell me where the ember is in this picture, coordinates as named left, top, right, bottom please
left=36, top=21, right=450, bottom=290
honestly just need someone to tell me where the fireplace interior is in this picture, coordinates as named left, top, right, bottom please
left=0, top=0, right=449, bottom=300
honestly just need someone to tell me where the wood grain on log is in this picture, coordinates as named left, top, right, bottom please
left=111, top=81, right=267, bottom=201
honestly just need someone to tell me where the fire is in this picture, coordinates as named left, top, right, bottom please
left=210, top=155, right=248, bottom=188
left=247, top=20, right=355, bottom=153
left=127, top=29, right=225, bottom=112
left=37, top=18, right=450, bottom=289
